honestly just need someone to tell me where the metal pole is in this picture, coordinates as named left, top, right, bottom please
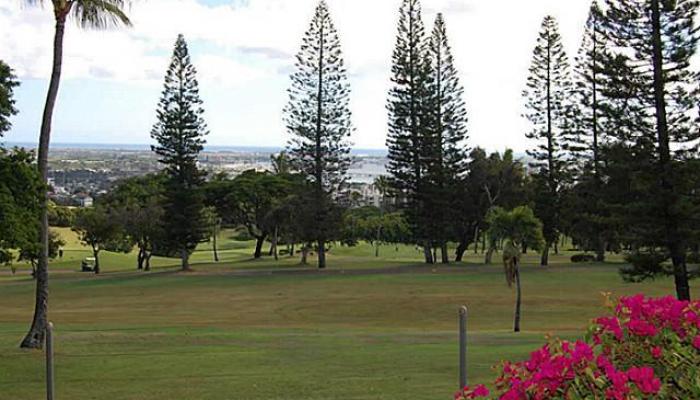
left=46, top=322, right=55, bottom=400
left=459, top=306, right=467, bottom=390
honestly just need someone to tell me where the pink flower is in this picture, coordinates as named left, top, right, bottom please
left=651, top=346, right=662, bottom=359
left=692, top=335, right=700, bottom=350
left=627, top=366, right=661, bottom=394
left=471, top=385, right=489, bottom=398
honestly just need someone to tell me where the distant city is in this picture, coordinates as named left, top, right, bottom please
left=2, top=142, right=390, bottom=208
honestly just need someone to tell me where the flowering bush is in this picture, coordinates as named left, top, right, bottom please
left=455, top=295, right=700, bottom=400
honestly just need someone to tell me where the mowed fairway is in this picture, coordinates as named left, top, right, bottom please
left=0, top=233, right=697, bottom=400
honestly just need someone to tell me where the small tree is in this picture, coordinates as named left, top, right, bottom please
left=72, top=207, right=130, bottom=274
left=151, top=34, right=209, bottom=271
left=486, top=206, right=544, bottom=332
left=202, top=206, right=222, bottom=262
left=18, top=231, right=64, bottom=278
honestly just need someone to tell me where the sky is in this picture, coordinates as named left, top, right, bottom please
left=0, top=0, right=594, bottom=151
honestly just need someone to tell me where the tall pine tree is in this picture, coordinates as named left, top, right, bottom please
left=426, top=13, right=469, bottom=264
left=386, top=0, right=435, bottom=264
left=566, top=1, right=612, bottom=262
left=284, top=0, right=353, bottom=270
left=600, top=0, right=700, bottom=300
left=151, top=34, right=209, bottom=271
left=523, top=15, right=572, bottom=266
left=0, top=60, right=19, bottom=137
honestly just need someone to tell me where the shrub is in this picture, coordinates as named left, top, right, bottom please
left=455, top=295, right=700, bottom=400
left=570, top=253, right=596, bottom=263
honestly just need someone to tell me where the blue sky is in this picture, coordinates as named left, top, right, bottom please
left=0, top=0, right=593, bottom=150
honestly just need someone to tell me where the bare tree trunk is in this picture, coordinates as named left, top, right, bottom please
left=144, top=253, right=151, bottom=272
left=596, top=236, right=605, bottom=262
left=181, top=248, right=190, bottom=271
left=253, top=235, right=266, bottom=259
left=514, top=265, right=522, bottom=333
left=137, top=247, right=145, bottom=270
left=375, top=243, right=380, bottom=257
left=21, top=16, right=67, bottom=350
left=423, top=243, right=434, bottom=264
left=317, top=239, right=326, bottom=269
left=272, top=226, right=279, bottom=261
left=473, top=226, right=480, bottom=254
left=485, top=243, right=496, bottom=265
left=290, top=243, right=295, bottom=258
left=540, top=242, right=550, bottom=266
left=440, top=242, right=449, bottom=264
left=301, top=244, right=309, bottom=265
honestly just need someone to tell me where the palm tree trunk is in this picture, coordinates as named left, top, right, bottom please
left=212, top=232, right=219, bottom=262
left=93, top=248, right=100, bottom=275
left=21, top=16, right=67, bottom=349
left=514, top=265, right=522, bottom=333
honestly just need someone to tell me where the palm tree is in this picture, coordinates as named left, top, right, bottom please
left=20, top=0, right=133, bottom=349
left=486, top=206, right=544, bottom=333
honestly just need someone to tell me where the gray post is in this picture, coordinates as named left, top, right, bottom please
left=46, top=322, right=55, bottom=400
left=459, top=306, right=467, bottom=390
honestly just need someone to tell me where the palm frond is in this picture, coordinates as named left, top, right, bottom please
left=71, top=0, right=133, bottom=29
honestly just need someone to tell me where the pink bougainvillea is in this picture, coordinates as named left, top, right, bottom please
left=454, top=295, right=700, bottom=400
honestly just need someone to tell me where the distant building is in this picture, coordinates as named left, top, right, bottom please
left=75, top=193, right=93, bottom=208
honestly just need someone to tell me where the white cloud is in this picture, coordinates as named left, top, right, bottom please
left=0, top=0, right=594, bottom=150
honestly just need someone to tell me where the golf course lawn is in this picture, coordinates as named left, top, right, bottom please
left=0, top=231, right=696, bottom=400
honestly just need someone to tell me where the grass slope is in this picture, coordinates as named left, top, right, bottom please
left=0, top=233, right=696, bottom=399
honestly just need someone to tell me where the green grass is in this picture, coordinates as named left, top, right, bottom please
left=0, top=233, right=696, bottom=399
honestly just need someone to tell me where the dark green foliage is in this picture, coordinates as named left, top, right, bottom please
left=17, top=230, right=64, bottom=277
left=47, top=203, right=76, bottom=227
left=0, top=149, right=43, bottom=266
left=284, top=0, right=353, bottom=269
left=100, top=174, right=165, bottom=271
left=151, top=34, right=209, bottom=270
left=454, top=148, right=528, bottom=262
left=486, top=206, right=545, bottom=253
left=341, top=206, right=409, bottom=256
left=0, top=60, right=19, bottom=137
left=386, top=0, right=435, bottom=262
left=72, top=206, right=131, bottom=274
left=599, top=0, right=700, bottom=299
left=523, top=15, right=572, bottom=266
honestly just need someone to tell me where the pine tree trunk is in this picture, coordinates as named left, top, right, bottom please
left=317, top=240, right=326, bottom=269
left=650, top=0, right=690, bottom=301
left=541, top=243, right=550, bottom=266
left=513, top=265, right=522, bottom=333
left=21, top=16, right=67, bottom=350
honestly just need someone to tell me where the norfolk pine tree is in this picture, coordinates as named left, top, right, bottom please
left=523, top=15, right=572, bottom=266
left=600, top=0, right=700, bottom=300
left=386, top=0, right=436, bottom=264
left=285, top=0, right=353, bottom=269
left=426, top=13, right=469, bottom=264
left=151, top=34, right=209, bottom=271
